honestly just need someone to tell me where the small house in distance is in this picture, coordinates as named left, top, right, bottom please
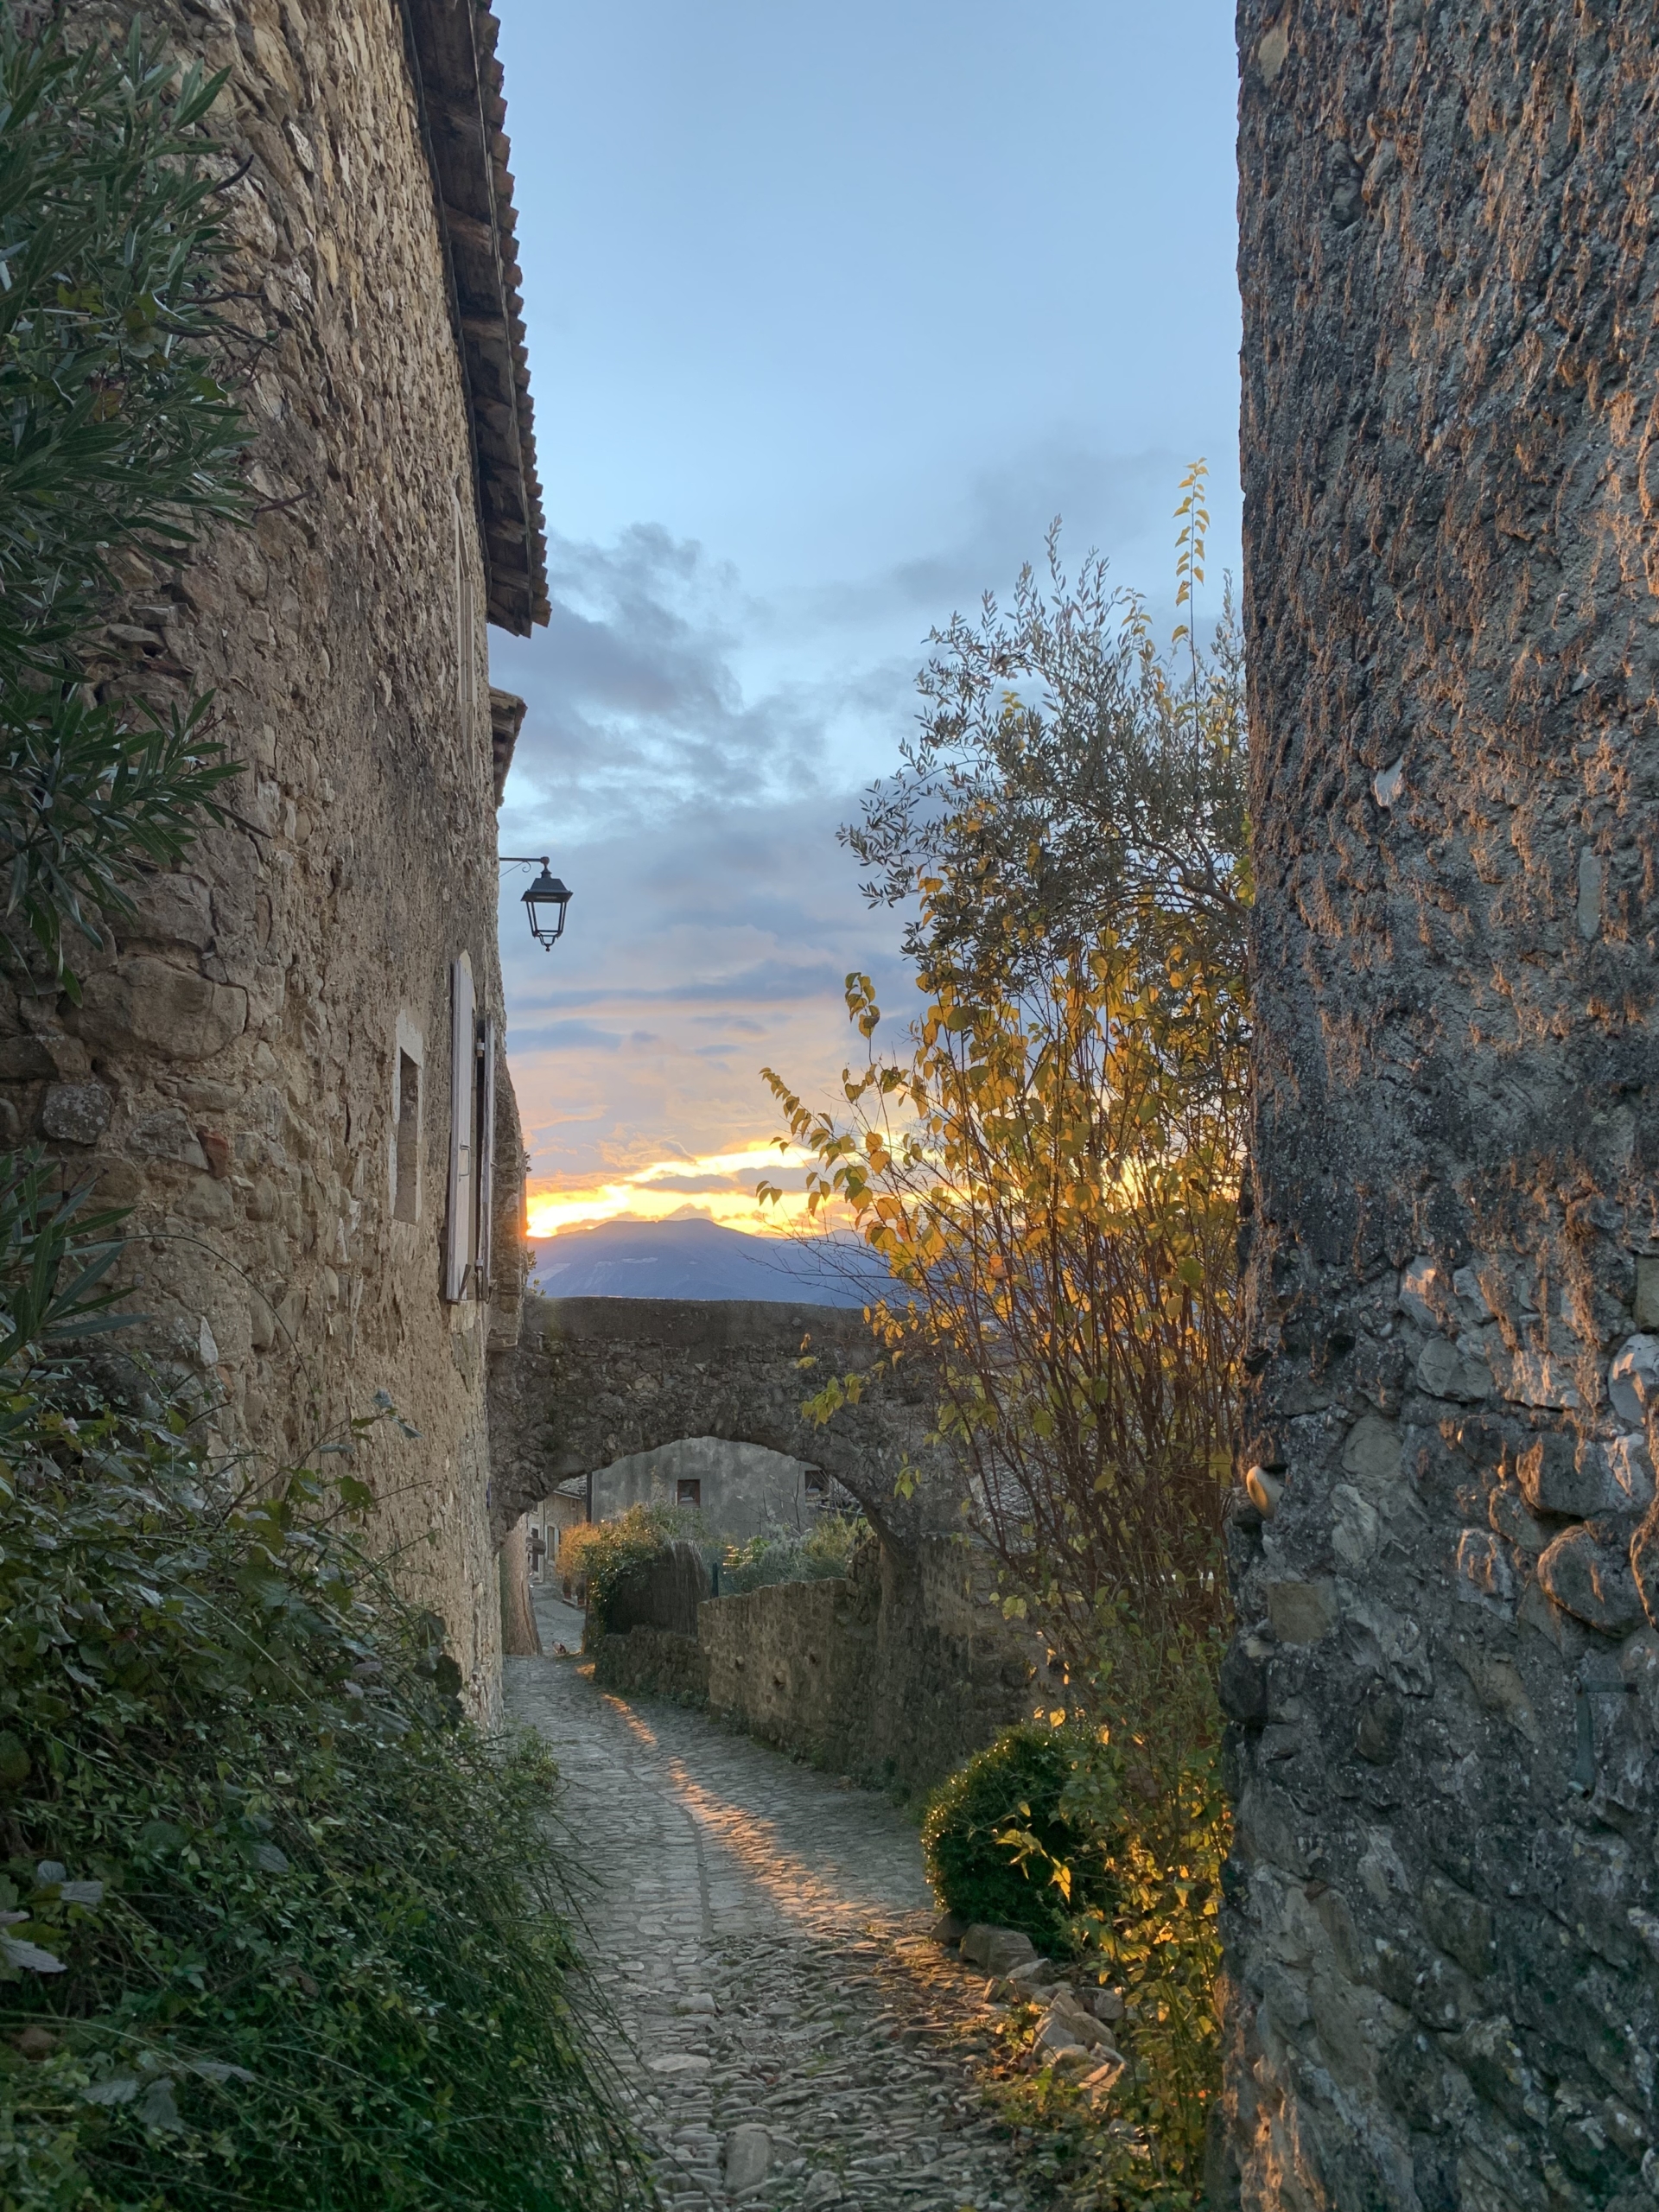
left=588, top=1437, right=831, bottom=1543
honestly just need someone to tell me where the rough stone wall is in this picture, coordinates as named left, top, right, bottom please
left=488, top=1295, right=953, bottom=1547
left=604, top=1540, right=712, bottom=1643
left=10, top=0, right=537, bottom=1713
left=699, top=1537, right=1048, bottom=1800
left=703, top=1577, right=850, bottom=1760
left=592, top=1626, right=709, bottom=1707
left=1229, top=6, right=1659, bottom=2207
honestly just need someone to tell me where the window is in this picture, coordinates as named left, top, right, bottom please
left=443, top=956, right=475, bottom=1302
left=392, top=1048, right=421, bottom=1222
left=677, top=1478, right=702, bottom=1509
left=474, top=1014, right=497, bottom=1298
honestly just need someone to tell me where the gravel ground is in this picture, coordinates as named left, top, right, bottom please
left=506, top=1650, right=1039, bottom=2211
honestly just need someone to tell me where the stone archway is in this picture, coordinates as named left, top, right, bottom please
left=486, top=1294, right=949, bottom=1552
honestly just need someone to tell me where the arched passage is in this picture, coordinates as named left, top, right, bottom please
left=486, top=1294, right=948, bottom=1551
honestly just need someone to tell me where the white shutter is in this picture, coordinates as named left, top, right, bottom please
left=476, top=1014, right=498, bottom=1299
left=444, top=955, right=475, bottom=1302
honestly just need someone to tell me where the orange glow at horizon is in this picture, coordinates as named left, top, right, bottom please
left=524, top=1141, right=825, bottom=1240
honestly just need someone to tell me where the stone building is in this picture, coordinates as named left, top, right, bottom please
left=3, top=0, right=549, bottom=1712
left=1227, top=6, right=1659, bottom=2208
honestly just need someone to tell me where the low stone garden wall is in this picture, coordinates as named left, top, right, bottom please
left=591, top=1625, right=709, bottom=1705
left=701, top=1576, right=852, bottom=1759
left=591, top=1533, right=1050, bottom=1800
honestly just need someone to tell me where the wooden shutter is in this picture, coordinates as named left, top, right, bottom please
left=444, top=956, right=475, bottom=1302
left=476, top=1014, right=498, bottom=1299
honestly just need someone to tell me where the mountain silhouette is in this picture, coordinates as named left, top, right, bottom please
left=527, top=1215, right=889, bottom=1306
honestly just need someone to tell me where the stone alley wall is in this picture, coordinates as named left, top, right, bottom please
left=702, top=1536, right=1046, bottom=1799
left=596, top=1535, right=1050, bottom=1802
left=9, top=0, right=548, bottom=1713
left=1228, top=6, right=1659, bottom=2208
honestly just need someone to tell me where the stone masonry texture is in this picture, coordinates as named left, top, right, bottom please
left=697, top=1536, right=1050, bottom=1801
left=11, top=0, right=546, bottom=1714
left=594, top=1533, right=1049, bottom=1801
left=1228, top=5, right=1659, bottom=2209
left=489, top=1295, right=954, bottom=1548
left=507, top=1647, right=1042, bottom=2212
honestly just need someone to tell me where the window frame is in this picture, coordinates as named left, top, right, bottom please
left=443, top=956, right=476, bottom=1303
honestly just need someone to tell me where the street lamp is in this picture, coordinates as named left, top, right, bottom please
left=500, top=855, right=573, bottom=949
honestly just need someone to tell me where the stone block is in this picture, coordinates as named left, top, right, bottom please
left=724, top=2125, right=771, bottom=2192
left=39, top=1082, right=111, bottom=1146
left=1421, top=1873, right=1494, bottom=1979
left=0, top=1035, right=54, bottom=1080
left=1219, top=1632, right=1270, bottom=1724
left=1033, top=2008, right=1088, bottom=2058
left=1458, top=1653, right=1541, bottom=1747
left=1517, top=1433, right=1625, bottom=1519
left=127, top=1109, right=209, bottom=1168
left=1332, top=1483, right=1382, bottom=1568
left=982, top=1927, right=1037, bottom=1977
left=1456, top=1529, right=1516, bottom=1609
left=1399, top=1256, right=1453, bottom=1332
left=1266, top=1579, right=1338, bottom=1644
left=1634, top=1257, right=1659, bottom=1332
left=176, top=1173, right=235, bottom=1226
left=1489, top=1482, right=1549, bottom=1555
left=1418, top=1335, right=1493, bottom=1402
left=1503, top=1350, right=1586, bottom=1411
left=1340, top=1413, right=1402, bottom=1488
left=1609, top=1336, right=1659, bottom=1426
left=960, top=1923, right=1036, bottom=1976
left=1537, top=1524, right=1643, bottom=1636
left=1605, top=1434, right=1656, bottom=1510
left=77, top=958, right=246, bottom=1062
left=124, top=872, right=213, bottom=949
left=1047, top=1989, right=1117, bottom=2049
left=1355, top=1685, right=1404, bottom=1764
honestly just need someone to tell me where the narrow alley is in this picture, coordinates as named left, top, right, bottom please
left=508, top=1608, right=1039, bottom=2211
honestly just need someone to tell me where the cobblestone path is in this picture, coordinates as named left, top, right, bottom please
left=506, top=1646, right=1037, bottom=2211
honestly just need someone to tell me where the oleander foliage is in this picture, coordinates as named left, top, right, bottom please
left=0, top=1214, right=645, bottom=2209
left=0, top=5, right=248, bottom=992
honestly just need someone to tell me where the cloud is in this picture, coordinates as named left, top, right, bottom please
left=523, top=1140, right=827, bottom=1237
left=491, top=440, right=1224, bottom=1206
left=491, top=523, right=871, bottom=849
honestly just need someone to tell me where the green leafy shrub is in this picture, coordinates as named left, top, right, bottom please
left=921, top=1725, right=1118, bottom=1955
left=0, top=1353, right=645, bottom=2210
left=719, top=1511, right=861, bottom=1594
left=0, top=7, right=250, bottom=990
left=974, top=1624, right=1229, bottom=2210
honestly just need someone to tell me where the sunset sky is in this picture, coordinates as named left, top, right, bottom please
left=487, top=3, right=1243, bottom=1242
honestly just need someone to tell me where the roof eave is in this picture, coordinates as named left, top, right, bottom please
left=401, top=0, right=550, bottom=637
